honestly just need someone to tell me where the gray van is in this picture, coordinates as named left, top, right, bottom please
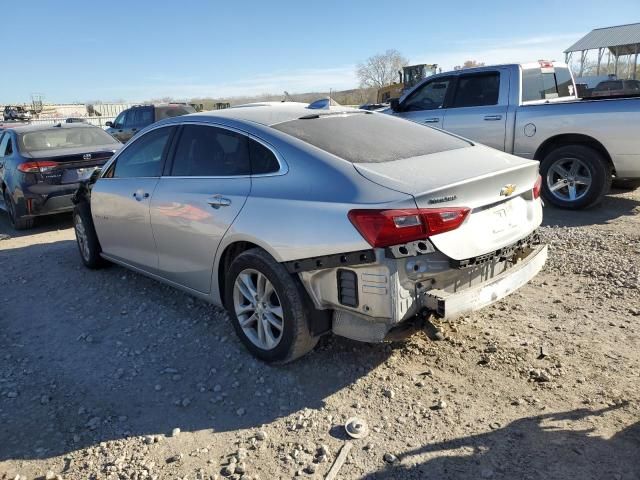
left=106, top=104, right=196, bottom=143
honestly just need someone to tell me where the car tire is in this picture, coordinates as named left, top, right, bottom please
left=224, top=248, right=319, bottom=363
left=540, top=145, right=612, bottom=209
left=3, top=190, right=34, bottom=230
left=73, top=201, right=107, bottom=269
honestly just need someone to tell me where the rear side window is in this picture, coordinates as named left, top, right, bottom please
left=452, top=72, right=500, bottom=108
left=522, top=67, right=575, bottom=102
left=249, top=139, right=280, bottom=174
left=272, top=112, right=469, bottom=164
left=130, top=108, right=153, bottom=127
left=111, top=127, right=173, bottom=178
left=171, top=125, right=250, bottom=177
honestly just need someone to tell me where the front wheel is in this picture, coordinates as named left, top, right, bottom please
left=224, top=248, right=318, bottom=363
left=73, top=202, right=107, bottom=269
left=540, top=145, right=611, bottom=209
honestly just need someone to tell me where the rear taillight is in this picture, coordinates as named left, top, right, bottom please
left=532, top=174, right=542, bottom=199
left=17, top=161, right=58, bottom=173
left=348, top=207, right=470, bottom=248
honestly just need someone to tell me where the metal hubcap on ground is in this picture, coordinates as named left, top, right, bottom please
left=74, top=215, right=90, bottom=261
left=546, top=157, right=592, bottom=202
left=233, top=269, right=284, bottom=350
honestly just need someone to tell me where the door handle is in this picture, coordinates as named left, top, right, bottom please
left=207, top=195, right=232, bottom=209
left=484, top=115, right=503, bottom=121
left=133, top=191, right=149, bottom=201
left=423, top=118, right=440, bottom=123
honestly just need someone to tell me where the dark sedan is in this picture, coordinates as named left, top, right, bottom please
left=0, top=123, right=121, bottom=229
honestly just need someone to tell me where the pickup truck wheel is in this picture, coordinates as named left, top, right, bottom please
left=3, top=191, right=34, bottom=230
left=540, top=145, right=611, bottom=209
left=73, top=202, right=108, bottom=269
left=225, top=248, right=318, bottom=363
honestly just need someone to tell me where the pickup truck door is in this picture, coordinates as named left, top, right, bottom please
left=441, top=70, right=509, bottom=151
left=393, top=76, right=454, bottom=128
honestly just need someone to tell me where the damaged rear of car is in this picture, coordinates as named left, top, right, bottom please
left=268, top=111, right=546, bottom=344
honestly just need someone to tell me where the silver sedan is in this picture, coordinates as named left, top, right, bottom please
left=73, top=102, right=546, bottom=363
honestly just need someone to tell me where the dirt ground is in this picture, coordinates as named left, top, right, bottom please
left=1, top=187, right=639, bottom=480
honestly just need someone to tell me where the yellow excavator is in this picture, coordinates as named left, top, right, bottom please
left=377, top=64, right=439, bottom=103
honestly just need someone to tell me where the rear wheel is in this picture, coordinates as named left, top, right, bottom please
left=73, top=202, right=107, bottom=269
left=224, top=248, right=318, bottom=363
left=3, top=190, right=34, bottom=230
left=540, top=145, right=611, bottom=209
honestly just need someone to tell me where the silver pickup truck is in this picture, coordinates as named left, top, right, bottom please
left=388, top=61, right=640, bottom=209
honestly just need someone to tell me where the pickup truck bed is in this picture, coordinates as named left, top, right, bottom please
left=388, top=61, right=640, bottom=209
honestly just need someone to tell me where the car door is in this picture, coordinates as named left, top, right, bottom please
left=91, top=126, right=176, bottom=272
left=149, top=123, right=252, bottom=293
left=393, top=76, right=454, bottom=128
left=441, top=70, right=509, bottom=151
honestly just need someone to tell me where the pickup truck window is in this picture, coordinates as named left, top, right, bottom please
left=451, top=73, right=500, bottom=108
left=402, top=77, right=452, bottom=112
left=522, top=67, right=574, bottom=102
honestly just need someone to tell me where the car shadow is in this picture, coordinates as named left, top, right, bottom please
left=0, top=239, right=391, bottom=462
left=360, top=403, right=640, bottom=479
left=0, top=210, right=73, bottom=239
left=542, top=187, right=640, bottom=228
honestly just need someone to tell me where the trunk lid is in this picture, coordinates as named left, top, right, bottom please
left=354, top=145, right=542, bottom=260
left=25, top=144, right=119, bottom=185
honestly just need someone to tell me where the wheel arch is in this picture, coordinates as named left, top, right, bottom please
left=215, top=239, right=278, bottom=308
left=534, top=134, right=615, bottom=174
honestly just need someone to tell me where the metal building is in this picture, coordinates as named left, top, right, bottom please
left=565, top=23, right=640, bottom=79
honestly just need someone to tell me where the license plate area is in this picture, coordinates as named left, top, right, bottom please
left=61, top=167, right=98, bottom=184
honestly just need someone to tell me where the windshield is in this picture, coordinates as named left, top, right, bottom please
left=19, top=127, right=119, bottom=152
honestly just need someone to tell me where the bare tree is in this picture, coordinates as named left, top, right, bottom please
left=453, top=60, right=485, bottom=71
left=356, top=49, right=409, bottom=88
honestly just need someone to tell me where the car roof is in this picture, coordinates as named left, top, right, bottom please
left=185, top=102, right=359, bottom=127
left=1, top=123, right=101, bottom=133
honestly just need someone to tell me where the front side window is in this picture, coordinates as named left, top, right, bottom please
left=452, top=73, right=500, bottom=108
left=111, top=127, right=173, bottom=178
left=113, top=111, right=127, bottom=129
left=0, top=133, right=10, bottom=157
left=402, top=77, right=451, bottom=112
left=171, top=125, right=250, bottom=177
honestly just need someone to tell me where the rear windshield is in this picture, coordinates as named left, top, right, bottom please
left=521, top=66, right=575, bottom=102
left=271, top=112, right=469, bottom=163
left=19, top=127, right=120, bottom=152
left=156, top=105, right=196, bottom=120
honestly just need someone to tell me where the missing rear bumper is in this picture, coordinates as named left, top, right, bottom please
left=423, top=244, right=547, bottom=319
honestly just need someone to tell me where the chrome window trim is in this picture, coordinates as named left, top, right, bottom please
left=99, top=123, right=175, bottom=180
left=99, top=121, right=289, bottom=181
left=168, top=120, right=288, bottom=179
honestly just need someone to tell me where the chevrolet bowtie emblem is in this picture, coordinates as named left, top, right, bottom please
left=500, top=184, right=516, bottom=196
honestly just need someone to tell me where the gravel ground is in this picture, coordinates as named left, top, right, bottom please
left=1, top=187, right=639, bottom=480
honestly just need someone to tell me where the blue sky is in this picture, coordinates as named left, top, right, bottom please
left=2, top=0, right=638, bottom=103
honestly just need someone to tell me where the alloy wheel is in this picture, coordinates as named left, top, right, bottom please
left=545, top=157, right=592, bottom=202
left=74, top=214, right=91, bottom=261
left=233, top=269, right=284, bottom=350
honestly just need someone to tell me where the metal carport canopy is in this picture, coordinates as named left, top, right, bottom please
left=565, top=22, right=640, bottom=56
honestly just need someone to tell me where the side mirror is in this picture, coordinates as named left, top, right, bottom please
left=389, top=98, right=401, bottom=112
left=105, top=121, right=113, bottom=127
